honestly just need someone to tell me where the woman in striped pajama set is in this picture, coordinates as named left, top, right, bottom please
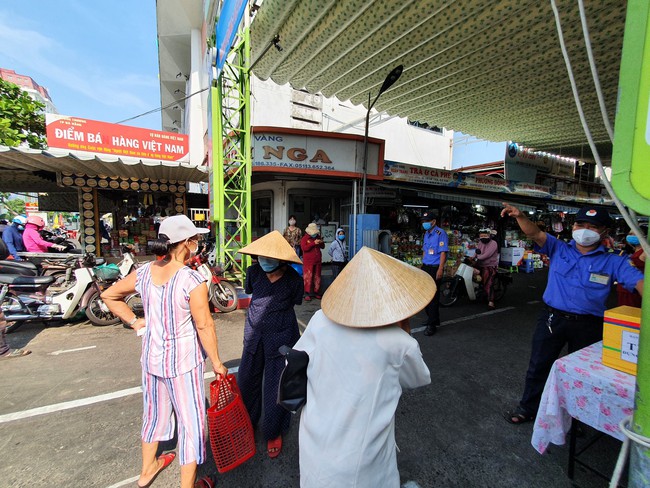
left=103, top=215, right=227, bottom=488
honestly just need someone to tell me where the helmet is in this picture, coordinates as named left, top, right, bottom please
left=12, top=216, right=27, bottom=225
left=26, top=215, right=45, bottom=228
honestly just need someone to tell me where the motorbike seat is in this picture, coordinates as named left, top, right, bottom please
left=0, top=274, right=55, bottom=286
left=0, top=260, right=39, bottom=275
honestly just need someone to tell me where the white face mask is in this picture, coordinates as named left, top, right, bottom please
left=572, top=228, right=601, bottom=247
left=187, top=239, right=199, bottom=257
left=289, top=219, right=296, bottom=226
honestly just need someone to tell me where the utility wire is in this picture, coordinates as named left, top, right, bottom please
left=577, top=0, right=615, bottom=142
left=114, top=87, right=209, bottom=125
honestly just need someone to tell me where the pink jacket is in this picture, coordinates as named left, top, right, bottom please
left=476, top=239, right=499, bottom=267
left=22, top=224, right=54, bottom=252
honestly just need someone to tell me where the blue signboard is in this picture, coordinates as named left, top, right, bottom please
left=215, top=0, right=247, bottom=72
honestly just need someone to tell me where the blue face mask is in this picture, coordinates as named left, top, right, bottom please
left=422, top=222, right=432, bottom=231
left=337, top=234, right=345, bottom=241
left=310, top=233, right=319, bottom=238
left=626, top=235, right=640, bottom=246
left=258, top=256, right=281, bottom=273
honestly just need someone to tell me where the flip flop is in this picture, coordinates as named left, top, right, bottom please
left=267, top=436, right=282, bottom=459
left=137, top=451, right=176, bottom=488
left=0, top=349, right=31, bottom=359
left=194, top=475, right=215, bottom=488
left=503, top=408, right=534, bottom=425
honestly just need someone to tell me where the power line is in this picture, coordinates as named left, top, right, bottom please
left=114, top=87, right=209, bottom=125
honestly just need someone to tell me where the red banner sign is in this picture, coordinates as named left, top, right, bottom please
left=46, top=115, right=189, bottom=162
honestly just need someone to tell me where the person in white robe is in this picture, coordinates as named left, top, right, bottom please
left=294, top=246, right=435, bottom=488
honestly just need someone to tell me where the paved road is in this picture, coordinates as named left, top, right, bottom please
left=0, top=270, right=622, bottom=487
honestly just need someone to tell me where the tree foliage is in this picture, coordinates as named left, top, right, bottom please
left=0, top=192, right=25, bottom=218
left=0, top=78, right=46, bottom=149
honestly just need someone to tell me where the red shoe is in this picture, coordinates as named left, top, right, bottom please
left=137, top=451, right=176, bottom=488
left=267, top=436, right=282, bottom=459
left=304, top=296, right=311, bottom=301
left=314, top=295, right=322, bottom=299
left=195, top=475, right=216, bottom=488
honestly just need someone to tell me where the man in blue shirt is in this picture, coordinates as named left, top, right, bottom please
left=501, top=203, right=644, bottom=424
left=420, top=210, right=449, bottom=336
left=2, top=216, right=26, bottom=260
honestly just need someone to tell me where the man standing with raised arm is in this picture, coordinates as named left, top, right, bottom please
left=501, top=203, right=644, bottom=424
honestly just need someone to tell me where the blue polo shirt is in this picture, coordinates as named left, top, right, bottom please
left=536, top=234, right=644, bottom=316
left=422, top=226, right=449, bottom=266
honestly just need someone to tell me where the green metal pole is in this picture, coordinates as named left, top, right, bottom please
left=212, top=85, right=226, bottom=267
left=630, top=257, right=650, bottom=486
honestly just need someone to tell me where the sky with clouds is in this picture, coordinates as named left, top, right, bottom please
left=0, top=1, right=161, bottom=130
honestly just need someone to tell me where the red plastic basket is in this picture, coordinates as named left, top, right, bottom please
left=207, top=374, right=256, bottom=473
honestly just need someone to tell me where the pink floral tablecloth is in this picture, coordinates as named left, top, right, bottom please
left=531, top=341, right=636, bottom=454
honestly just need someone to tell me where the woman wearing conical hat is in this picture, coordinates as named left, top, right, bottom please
left=237, top=231, right=303, bottom=459
left=294, top=247, right=434, bottom=488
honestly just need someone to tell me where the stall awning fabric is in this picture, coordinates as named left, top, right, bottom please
left=0, top=145, right=208, bottom=189
left=250, top=0, right=625, bottom=161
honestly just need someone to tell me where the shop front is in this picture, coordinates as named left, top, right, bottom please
left=250, top=128, right=621, bottom=275
left=367, top=161, right=618, bottom=276
left=0, top=115, right=208, bottom=258
left=251, top=126, right=384, bottom=262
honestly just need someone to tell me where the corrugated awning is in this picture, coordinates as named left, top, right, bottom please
left=250, top=0, right=624, bottom=161
left=0, top=145, right=208, bottom=186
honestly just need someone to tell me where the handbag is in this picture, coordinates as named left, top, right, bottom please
left=207, top=374, right=256, bottom=473
left=277, top=345, right=309, bottom=414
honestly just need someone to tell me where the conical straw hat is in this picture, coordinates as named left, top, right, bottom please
left=239, top=230, right=302, bottom=264
left=321, top=246, right=436, bottom=328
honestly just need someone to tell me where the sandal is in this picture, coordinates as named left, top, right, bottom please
left=195, top=475, right=215, bottom=488
left=504, top=408, right=534, bottom=425
left=0, top=349, right=31, bottom=359
left=137, top=451, right=176, bottom=488
left=267, top=435, right=282, bottom=459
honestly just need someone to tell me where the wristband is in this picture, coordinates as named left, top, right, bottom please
left=126, top=316, right=138, bottom=327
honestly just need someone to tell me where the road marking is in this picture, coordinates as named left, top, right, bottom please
left=411, top=306, right=516, bottom=334
left=105, top=475, right=139, bottom=488
left=0, top=366, right=239, bottom=424
left=49, top=345, right=97, bottom=356
left=402, top=482, right=422, bottom=488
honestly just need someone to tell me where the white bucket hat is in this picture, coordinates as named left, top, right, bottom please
left=321, top=247, right=436, bottom=328
left=158, top=215, right=209, bottom=243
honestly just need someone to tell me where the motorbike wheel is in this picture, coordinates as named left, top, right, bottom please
left=210, top=281, right=238, bottom=313
left=2, top=292, right=26, bottom=333
left=124, top=294, right=144, bottom=328
left=438, top=278, right=458, bottom=307
left=493, top=278, right=508, bottom=302
left=85, top=291, right=121, bottom=326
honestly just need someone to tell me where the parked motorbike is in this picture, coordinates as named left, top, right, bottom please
left=84, top=246, right=142, bottom=327
left=0, top=254, right=114, bottom=332
left=438, top=258, right=513, bottom=307
left=1, top=253, right=84, bottom=287
left=40, top=228, right=82, bottom=252
left=187, top=251, right=239, bottom=313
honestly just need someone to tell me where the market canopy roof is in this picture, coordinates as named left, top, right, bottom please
left=0, top=145, right=208, bottom=192
left=250, top=0, right=625, bottom=162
